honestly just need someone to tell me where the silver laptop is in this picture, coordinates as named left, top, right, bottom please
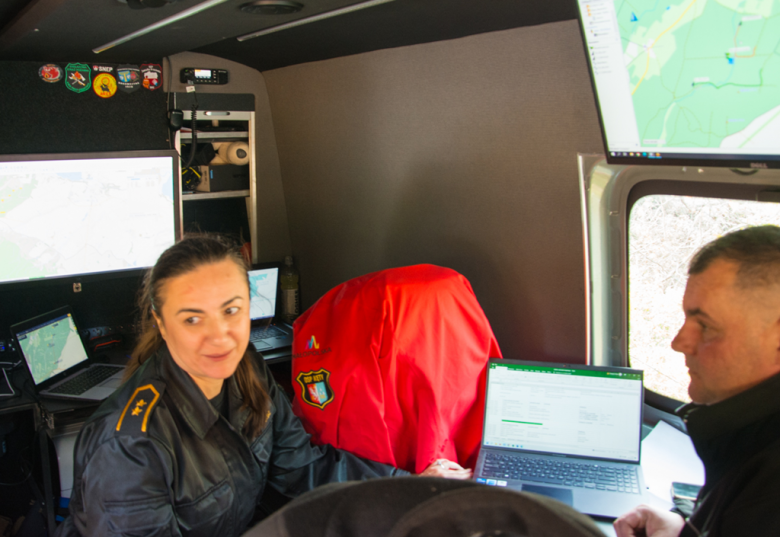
left=248, top=267, right=293, bottom=351
left=474, top=358, right=648, bottom=518
left=11, top=306, right=124, bottom=401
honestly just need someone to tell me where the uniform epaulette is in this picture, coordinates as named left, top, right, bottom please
left=114, top=381, right=165, bottom=436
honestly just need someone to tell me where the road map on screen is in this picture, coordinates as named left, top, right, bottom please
left=0, top=157, right=175, bottom=284
left=615, top=0, right=780, bottom=150
left=18, top=314, right=87, bottom=385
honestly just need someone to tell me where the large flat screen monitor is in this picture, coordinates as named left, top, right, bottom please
left=0, top=150, right=181, bottom=286
left=577, top=0, right=780, bottom=169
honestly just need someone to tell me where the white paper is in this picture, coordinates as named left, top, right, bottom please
left=640, top=420, right=705, bottom=502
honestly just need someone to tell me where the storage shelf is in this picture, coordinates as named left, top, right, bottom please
left=180, top=131, right=249, bottom=141
left=181, top=190, right=249, bottom=201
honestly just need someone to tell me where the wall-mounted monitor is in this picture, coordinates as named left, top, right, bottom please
left=0, top=150, right=181, bottom=286
left=577, top=0, right=780, bottom=169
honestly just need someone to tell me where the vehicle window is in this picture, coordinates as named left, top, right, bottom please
left=628, top=194, right=780, bottom=402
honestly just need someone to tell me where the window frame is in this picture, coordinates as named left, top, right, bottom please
left=579, top=154, right=780, bottom=410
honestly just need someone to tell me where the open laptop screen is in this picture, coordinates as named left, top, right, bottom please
left=249, top=267, right=278, bottom=321
left=15, top=312, right=89, bottom=386
left=484, top=361, right=643, bottom=462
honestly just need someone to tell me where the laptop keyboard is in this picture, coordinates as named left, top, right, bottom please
left=482, top=452, right=640, bottom=494
left=48, top=365, right=119, bottom=395
left=250, top=325, right=287, bottom=341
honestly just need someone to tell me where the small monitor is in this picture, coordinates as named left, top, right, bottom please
left=0, top=150, right=181, bottom=286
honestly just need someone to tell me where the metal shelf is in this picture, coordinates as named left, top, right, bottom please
left=181, top=190, right=250, bottom=201
left=180, top=131, right=249, bottom=141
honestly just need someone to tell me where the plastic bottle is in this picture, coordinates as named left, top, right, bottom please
left=280, top=256, right=300, bottom=324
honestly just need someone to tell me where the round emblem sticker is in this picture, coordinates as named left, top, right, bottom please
left=39, top=64, right=63, bottom=83
left=93, top=73, right=117, bottom=98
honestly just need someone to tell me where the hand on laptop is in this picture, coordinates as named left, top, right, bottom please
left=613, top=505, right=685, bottom=537
left=419, top=458, right=473, bottom=480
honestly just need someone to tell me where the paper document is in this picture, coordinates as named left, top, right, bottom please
left=640, top=420, right=705, bottom=502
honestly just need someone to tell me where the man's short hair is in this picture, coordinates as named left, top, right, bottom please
left=689, top=225, right=780, bottom=288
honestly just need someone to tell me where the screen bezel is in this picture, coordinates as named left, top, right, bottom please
left=575, top=1, right=780, bottom=170
left=0, top=149, right=182, bottom=289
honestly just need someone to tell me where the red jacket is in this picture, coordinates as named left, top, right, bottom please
left=291, top=264, right=502, bottom=473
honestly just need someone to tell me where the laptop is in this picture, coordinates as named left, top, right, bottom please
left=474, top=358, right=648, bottom=518
left=11, top=306, right=124, bottom=402
left=248, top=266, right=293, bottom=351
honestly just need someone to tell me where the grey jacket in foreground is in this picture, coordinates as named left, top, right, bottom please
left=55, top=345, right=408, bottom=537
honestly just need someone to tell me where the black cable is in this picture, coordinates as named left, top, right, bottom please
left=183, top=105, right=199, bottom=169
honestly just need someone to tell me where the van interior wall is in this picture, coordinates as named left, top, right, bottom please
left=0, top=60, right=168, bottom=331
left=264, top=20, right=604, bottom=362
left=165, top=52, right=291, bottom=264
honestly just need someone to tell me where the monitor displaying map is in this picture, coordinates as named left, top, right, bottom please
left=0, top=151, right=180, bottom=285
left=578, top=0, right=780, bottom=168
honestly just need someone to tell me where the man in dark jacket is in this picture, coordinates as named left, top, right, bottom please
left=614, top=225, right=780, bottom=537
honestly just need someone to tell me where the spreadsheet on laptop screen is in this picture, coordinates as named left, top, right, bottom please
left=484, top=363, right=643, bottom=461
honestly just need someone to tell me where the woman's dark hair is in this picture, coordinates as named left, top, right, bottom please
left=126, top=233, right=270, bottom=438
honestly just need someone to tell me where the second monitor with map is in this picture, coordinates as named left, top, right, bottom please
left=11, top=306, right=124, bottom=401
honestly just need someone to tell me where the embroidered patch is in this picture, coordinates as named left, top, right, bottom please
left=64, top=63, right=91, bottom=93
left=141, top=63, right=162, bottom=91
left=93, top=73, right=117, bottom=98
left=116, top=64, right=141, bottom=93
left=116, top=384, right=161, bottom=433
left=296, top=369, right=334, bottom=410
left=38, top=64, right=62, bottom=83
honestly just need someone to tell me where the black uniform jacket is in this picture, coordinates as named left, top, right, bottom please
left=678, top=371, right=780, bottom=537
left=56, top=345, right=408, bottom=537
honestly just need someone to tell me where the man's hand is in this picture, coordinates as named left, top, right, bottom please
left=419, top=459, right=473, bottom=480
left=614, top=505, right=685, bottom=537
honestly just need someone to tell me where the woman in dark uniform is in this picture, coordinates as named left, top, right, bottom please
left=56, top=235, right=470, bottom=537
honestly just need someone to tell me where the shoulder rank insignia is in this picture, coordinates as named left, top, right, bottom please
left=296, top=368, right=334, bottom=410
left=116, top=384, right=161, bottom=434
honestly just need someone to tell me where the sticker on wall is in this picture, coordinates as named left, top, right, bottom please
left=64, top=63, right=91, bottom=93
left=141, top=63, right=162, bottom=91
left=93, top=73, right=117, bottom=98
left=38, top=64, right=62, bottom=83
left=116, top=65, right=141, bottom=93
left=92, top=64, right=115, bottom=75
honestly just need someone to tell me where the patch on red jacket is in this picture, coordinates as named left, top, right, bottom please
left=296, top=368, right=334, bottom=410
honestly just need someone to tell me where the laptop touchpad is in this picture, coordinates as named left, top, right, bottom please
left=100, top=377, right=123, bottom=389
left=521, top=484, right=574, bottom=506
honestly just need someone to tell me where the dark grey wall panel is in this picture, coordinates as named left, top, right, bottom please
left=264, top=21, right=604, bottom=362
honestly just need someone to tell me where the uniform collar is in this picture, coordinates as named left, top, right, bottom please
left=155, top=345, right=232, bottom=440
left=676, top=371, right=780, bottom=441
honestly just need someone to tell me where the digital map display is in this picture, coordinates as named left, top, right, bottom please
left=581, top=0, right=780, bottom=156
left=18, top=314, right=88, bottom=385
left=0, top=156, right=176, bottom=284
